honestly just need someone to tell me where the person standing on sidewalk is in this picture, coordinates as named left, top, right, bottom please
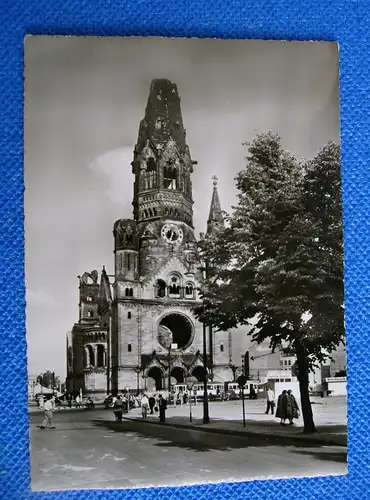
left=265, top=386, right=275, bottom=415
left=275, top=390, right=288, bottom=425
left=112, top=395, right=124, bottom=422
left=286, top=390, right=300, bottom=425
left=149, top=395, right=156, bottom=414
left=141, top=394, right=149, bottom=419
left=158, top=394, right=167, bottom=423
left=40, top=396, right=56, bottom=429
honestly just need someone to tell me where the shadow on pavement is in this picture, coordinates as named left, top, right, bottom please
left=91, top=418, right=341, bottom=454
left=293, top=449, right=347, bottom=464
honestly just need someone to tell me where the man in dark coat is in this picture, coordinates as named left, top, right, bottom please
left=158, top=394, right=167, bottom=423
left=149, top=395, right=156, bottom=414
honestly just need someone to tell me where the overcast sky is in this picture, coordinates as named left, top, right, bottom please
left=24, top=37, right=339, bottom=379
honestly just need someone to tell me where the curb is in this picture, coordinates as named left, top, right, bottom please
left=122, top=416, right=347, bottom=448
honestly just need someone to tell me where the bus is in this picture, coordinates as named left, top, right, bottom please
left=172, top=382, right=225, bottom=400
left=224, top=381, right=261, bottom=399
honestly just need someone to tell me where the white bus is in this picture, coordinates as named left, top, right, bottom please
left=172, top=382, right=225, bottom=399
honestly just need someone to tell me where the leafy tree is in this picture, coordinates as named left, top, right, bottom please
left=195, top=133, right=344, bottom=434
left=37, top=371, right=60, bottom=389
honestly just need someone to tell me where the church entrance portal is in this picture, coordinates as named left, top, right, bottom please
left=158, top=313, right=193, bottom=349
left=170, top=367, right=185, bottom=384
left=147, top=367, right=163, bottom=391
left=192, top=366, right=206, bottom=382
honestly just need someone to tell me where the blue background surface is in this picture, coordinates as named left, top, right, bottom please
left=0, top=0, right=369, bottom=498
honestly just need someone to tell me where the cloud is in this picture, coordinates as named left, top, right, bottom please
left=27, top=288, right=62, bottom=309
left=89, top=147, right=133, bottom=211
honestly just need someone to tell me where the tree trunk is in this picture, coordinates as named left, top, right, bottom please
left=295, top=340, right=316, bottom=434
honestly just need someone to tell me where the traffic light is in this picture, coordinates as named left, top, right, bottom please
left=244, top=351, right=250, bottom=380
left=241, top=351, right=250, bottom=379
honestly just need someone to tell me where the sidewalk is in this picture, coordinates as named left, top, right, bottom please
left=123, top=398, right=347, bottom=447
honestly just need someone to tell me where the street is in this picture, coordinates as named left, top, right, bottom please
left=30, top=401, right=347, bottom=491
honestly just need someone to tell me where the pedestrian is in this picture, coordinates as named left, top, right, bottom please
left=38, top=394, right=44, bottom=410
left=286, top=390, right=300, bottom=425
left=40, top=396, right=55, bottom=429
left=112, top=395, right=124, bottom=422
left=141, top=394, right=149, bottom=419
left=121, top=394, right=128, bottom=414
left=158, top=394, right=167, bottom=423
left=275, top=390, right=289, bottom=425
left=265, top=385, right=275, bottom=415
left=149, top=395, right=156, bottom=414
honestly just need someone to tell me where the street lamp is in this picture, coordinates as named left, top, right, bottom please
left=134, top=366, right=141, bottom=395
left=186, top=376, right=197, bottom=422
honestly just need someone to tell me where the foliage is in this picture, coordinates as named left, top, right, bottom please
left=37, top=370, right=60, bottom=389
left=194, top=132, right=344, bottom=432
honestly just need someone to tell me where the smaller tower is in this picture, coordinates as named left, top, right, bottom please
left=207, top=175, right=224, bottom=235
left=78, top=270, right=100, bottom=323
left=113, top=219, right=138, bottom=282
left=205, top=176, right=231, bottom=382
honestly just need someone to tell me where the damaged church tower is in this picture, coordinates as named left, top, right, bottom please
left=110, top=79, right=231, bottom=392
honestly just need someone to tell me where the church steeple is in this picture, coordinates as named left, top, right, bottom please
left=207, top=175, right=224, bottom=235
left=131, top=79, right=196, bottom=228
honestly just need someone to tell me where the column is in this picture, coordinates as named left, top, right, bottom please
left=84, top=346, right=90, bottom=368
left=93, top=345, right=98, bottom=368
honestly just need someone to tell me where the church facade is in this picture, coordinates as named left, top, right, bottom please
left=66, top=79, right=232, bottom=396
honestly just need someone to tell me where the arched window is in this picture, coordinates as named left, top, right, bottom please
left=85, top=345, right=94, bottom=367
left=128, top=311, right=132, bottom=319
left=87, top=310, right=94, bottom=318
left=156, top=279, right=167, bottom=298
left=126, top=234, right=133, bottom=244
left=147, top=157, right=157, bottom=189
left=164, top=164, right=177, bottom=190
left=128, top=344, right=132, bottom=352
left=185, top=283, right=194, bottom=298
left=125, top=287, right=133, bottom=297
left=220, top=345, right=224, bottom=353
left=86, top=296, right=93, bottom=302
left=127, top=253, right=131, bottom=270
left=97, top=345, right=105, bottom=367
left=168, top=275, right=181, bottom=297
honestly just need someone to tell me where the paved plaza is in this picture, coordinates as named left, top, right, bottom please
left=29, top=397, right=347, bottom=491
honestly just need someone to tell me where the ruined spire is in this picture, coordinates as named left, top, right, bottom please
left=207, top=175, right=224, bottom=235
left=136, top=79, right=187, bottom=153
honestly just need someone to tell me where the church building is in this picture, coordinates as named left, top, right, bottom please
left=66, top=79, right=232, bottom=396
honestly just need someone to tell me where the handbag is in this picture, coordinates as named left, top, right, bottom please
left=154, top=406, right=158, bottom=412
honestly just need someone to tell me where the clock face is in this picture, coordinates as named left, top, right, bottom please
left=185, top=252, right=197, bottom=264
left=161, top=224, right=183, bottom=245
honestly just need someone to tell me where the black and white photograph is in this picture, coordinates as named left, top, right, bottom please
left=25, top=36, right=346, bottom=491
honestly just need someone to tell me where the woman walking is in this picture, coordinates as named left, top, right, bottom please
left=286, top=390, right=300, bottom=425
left=275, top=390, right=288, bottom=425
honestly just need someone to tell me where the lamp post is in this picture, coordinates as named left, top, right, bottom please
left=168, top=342, right=178, bottom=402
left=134, top=366, right=141, bottom=395
left=202, top=323, right=210, bottom=424
left=186, top=376, right=197, bottom=423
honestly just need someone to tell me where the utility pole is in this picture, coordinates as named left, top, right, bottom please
left=202, top=322, right=210, bottom=424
